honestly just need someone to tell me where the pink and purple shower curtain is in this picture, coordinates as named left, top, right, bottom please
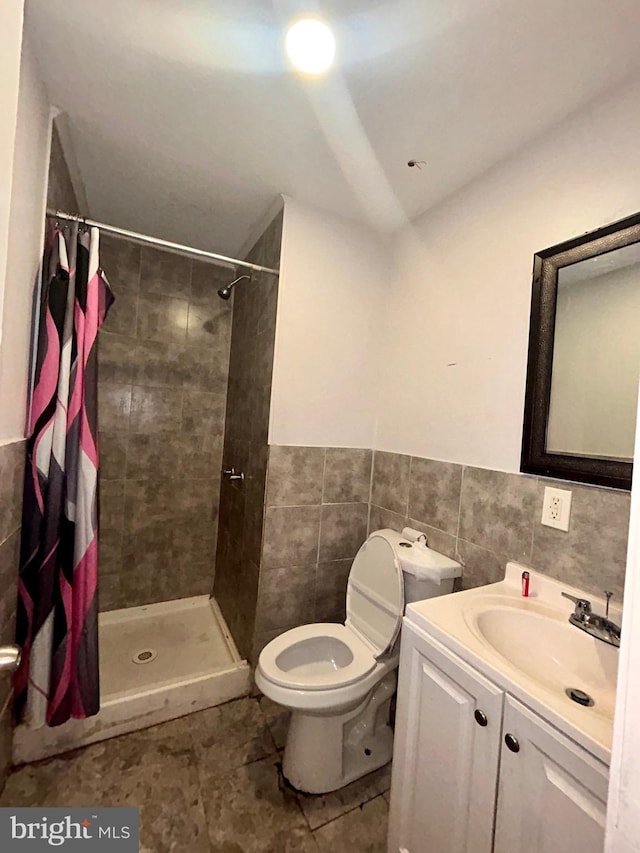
left=14, top=220, right=113, bottom=728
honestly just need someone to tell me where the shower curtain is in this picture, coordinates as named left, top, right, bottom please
left=14, top=220, right=113, bottom=728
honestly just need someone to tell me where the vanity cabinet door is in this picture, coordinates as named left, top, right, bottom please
left=494, top=695, right=609, bottom=853
left=388, top=627, right=503, bottom=853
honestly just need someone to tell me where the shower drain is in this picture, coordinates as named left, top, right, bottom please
left=132, top=648, right=157, bottom=665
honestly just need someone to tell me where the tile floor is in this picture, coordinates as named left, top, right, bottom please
left=0, top=697, right=390, bottom=853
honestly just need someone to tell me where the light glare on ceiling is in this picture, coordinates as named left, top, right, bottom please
left=286, top=19, right=335, bottom=75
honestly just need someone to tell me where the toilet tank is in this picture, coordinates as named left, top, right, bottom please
left=402, top=572, right=455, bottom=605
left=380, top=528, right=462, bottom=606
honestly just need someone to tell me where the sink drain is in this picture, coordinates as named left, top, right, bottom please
left=565, top=687, right=594, bottom=707
left=132, top=648, right=157, bottom=665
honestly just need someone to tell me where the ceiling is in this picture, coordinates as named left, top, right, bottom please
left=26, top=0, right=640, bottom=256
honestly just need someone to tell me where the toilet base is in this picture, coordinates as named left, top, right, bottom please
left=282, top=670, right=397, bottom=794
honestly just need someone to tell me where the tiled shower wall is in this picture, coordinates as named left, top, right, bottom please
left=0, top=441, right=26, bottom=788
left=97, top=236, right=235, bottom=610
left=214, top=210, right=283, bottom=660
left=252, top=445, right=631, bottom=662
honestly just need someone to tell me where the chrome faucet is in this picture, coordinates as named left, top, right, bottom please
left=561, top=591, right=621, bottom=648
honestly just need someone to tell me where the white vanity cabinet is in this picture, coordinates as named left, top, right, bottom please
left=387, top=626, right=503, bottom=853
left=388, top=622, right=609, bottom=853
left=493, top=695, right=608, bottom=853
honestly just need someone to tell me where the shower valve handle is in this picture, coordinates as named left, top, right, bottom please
left=223, top=467, right=245, bottom=481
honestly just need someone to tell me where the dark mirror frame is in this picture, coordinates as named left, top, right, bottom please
left=521, top=211, right=640, bottom=491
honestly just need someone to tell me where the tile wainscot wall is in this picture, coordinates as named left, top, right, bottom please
left=369, top=451, right=630, bottom=599
left=252, top=446, right=631, bottom=662
left=254, top=445, right=373, bottom=663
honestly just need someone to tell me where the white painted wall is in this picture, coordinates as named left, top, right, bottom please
left=269, top=198, right=391, bottom=448
left=375, top=76, right=640, bottom=472
left=0, top=1, right=26, bottom=349
left=0, top=32, right=52, bottom=443
left=548, top=265, right=640, bottom=460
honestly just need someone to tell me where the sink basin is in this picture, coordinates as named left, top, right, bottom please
left=469, top=600, right=618, bottom=721
left=406, top=565, right=621, bottom=760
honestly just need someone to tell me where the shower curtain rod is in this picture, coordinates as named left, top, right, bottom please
left=46, top=209, right=280, bottom=276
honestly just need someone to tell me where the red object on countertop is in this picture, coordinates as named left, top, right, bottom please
left=522, top=571, right=530, bottom=597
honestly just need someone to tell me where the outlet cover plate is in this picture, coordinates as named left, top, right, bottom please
left=541, top=486, right=572, bottom=531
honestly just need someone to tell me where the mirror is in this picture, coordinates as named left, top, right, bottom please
left=521, top=212, right=640, bottom=490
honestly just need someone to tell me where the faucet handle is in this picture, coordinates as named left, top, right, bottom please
left=604, top=591, right=613, bottom=618
left=561, top=592, right=592, bottom=614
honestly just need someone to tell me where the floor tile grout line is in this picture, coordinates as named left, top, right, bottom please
left=308, top=791, right=390, bottom=836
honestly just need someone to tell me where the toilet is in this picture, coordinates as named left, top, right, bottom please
left=255, top=527, right=462, bottom=794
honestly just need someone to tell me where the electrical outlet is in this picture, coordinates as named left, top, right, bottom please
left=541, top=486, right=572, bottom=531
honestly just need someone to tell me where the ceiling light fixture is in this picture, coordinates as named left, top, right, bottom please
left=285, top=19, right=336, bottom=75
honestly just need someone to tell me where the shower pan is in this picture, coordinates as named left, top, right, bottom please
left=13, top=596, right=250, bottom=764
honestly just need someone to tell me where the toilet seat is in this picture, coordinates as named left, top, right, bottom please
left=258, top=623, right=377, bottom=691
left=258, top=531, right=406, bottom=695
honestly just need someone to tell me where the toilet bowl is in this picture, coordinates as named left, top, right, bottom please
left=256, top=528, right=461, bottom=794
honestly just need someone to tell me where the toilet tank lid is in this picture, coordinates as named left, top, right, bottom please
left=379, top=529, right=462, bottom=582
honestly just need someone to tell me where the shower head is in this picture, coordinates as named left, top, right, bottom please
left=218, top=274, right=250, bottom=300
